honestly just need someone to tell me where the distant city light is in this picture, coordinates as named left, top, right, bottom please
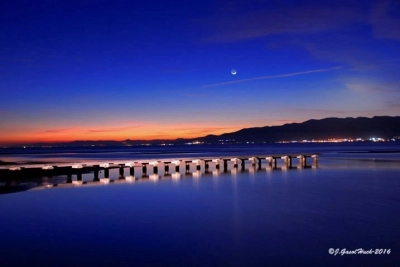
left=276, top=137, right=392, bottom=143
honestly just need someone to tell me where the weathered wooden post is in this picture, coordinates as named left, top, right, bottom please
left=66, top=167, right=73, bottom=183
left=100, top=163, right=110, bottom=178
left=119, top=164, right=125, bottom=177
left=72, top=164, right=83, bottom=181
left=281, top=156, right=292, bottom=168
left=303, top=156, right=308, bottom=168
left=172, top=160, right=181, bottom=173
left=204, top=160, right=210, bottom=173
left=240, top=158, right=245, bottom=171
left=149, top=162, right=158, bottom=174
left=266, top=157, right=273, bottom=168
left=77, top=170, right=82, bottom=181
left=165, top=162, right=169, bottom=174
left=93, top=165, right=100, bottom=181
left=185, top=161, right=190, bottom=174
left=257, top=157, right=262, bottom=169
left=213, top=159, right=221, bottom=170
left=142, top=164, right=148, bottom=176
left=223, top=159, right=228, bottom=172
left=312, top=154, right=318, bottom=168
left=125, top=162, right=134, bottom=176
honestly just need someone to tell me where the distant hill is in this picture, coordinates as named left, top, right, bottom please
left=194, top=116, right=400, bottom=143
left=6, top=116, right=400, bottom=147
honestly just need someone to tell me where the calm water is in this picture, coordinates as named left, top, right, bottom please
left=0, top=143, right=399, bottom=266
left=2, top=142, right=400, bottom=164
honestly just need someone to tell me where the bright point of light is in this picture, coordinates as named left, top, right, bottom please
left=231, top=69, right=237, bottom=75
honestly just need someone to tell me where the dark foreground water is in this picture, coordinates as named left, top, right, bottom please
left=0, top=143, right=400, bottom=266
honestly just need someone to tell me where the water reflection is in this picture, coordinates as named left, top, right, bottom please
left=5, top=156, right=399, bottom=194
left=100, top=178, right=110, bottom=184
left=0, top=162, right=313, bottom=194
left=125, top=176, right=135, bottom=182
left=171, top=172, right=181, bottom=181
left=148, top=174, right=159, bottom=182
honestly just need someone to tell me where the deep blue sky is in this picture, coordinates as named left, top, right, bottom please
left=0, top=0, right=399, bottom=144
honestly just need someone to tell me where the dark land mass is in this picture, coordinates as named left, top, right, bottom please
left=2, top=116, right=400, bottom=147
left=196, top=116, right=400, bottom=143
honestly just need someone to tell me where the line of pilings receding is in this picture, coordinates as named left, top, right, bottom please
left=0, top=154, right=318, bottom=181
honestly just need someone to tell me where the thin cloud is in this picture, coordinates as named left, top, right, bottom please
left=41, top=128, right=76, bottom=134
left=371, top=0, right=400, bottom=40
left=172, top=127, right=239, bottom=135
left=274, top=119, right=301, bottom=123
left=384, top=99, right=400, bottom=109
left=345, top=81, right=400, bottom=93
left=200, top=2, right=366, bottom=43
left=286, top=108, right=400, bottom=118
left=289, top=108, right=365, bottom=115
left=87, top=125, right=142, bottom=133
left=203, top=67, right=342, bottom=88
left=294, top=32, right=394, bottom=71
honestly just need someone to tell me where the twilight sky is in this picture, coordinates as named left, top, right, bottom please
left=0, top=0, right=399, bottom=145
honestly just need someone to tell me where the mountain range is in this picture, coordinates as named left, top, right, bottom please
left=8, top=116, right=400, bottom=147
left=195, top=116, right=400, bottom=143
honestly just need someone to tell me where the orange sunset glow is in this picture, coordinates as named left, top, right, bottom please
left=0, top=122, right=248, bottom=145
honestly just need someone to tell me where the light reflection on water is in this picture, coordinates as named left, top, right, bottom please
left=1, top=161, right=399, bottom=266
left=2, top=143, right=399, bottom=165
left=1, top=145, right=400, bottom=266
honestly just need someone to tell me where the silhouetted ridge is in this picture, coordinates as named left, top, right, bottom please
left=8, top=116, right=400, bottom=147
left=196, top=116, right=400, bottom=143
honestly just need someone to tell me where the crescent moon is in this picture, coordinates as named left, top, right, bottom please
left=231, top=69, right=237, bottom=75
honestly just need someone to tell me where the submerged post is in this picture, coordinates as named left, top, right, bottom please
left=72, top=164, right=83, bottom=181
left=272, top=157, right=277, bottom=169
left=297, top=155, right=306, bottom=168
left=223, top=159, right=228, bottom=172
left=66, top=167, right=73, bottom=183
left=300, top=155, right=310, bottom=168
left=142, top=164, right=147, bottom=176
left=266, top=157, right=272, bottom=168
left=204, top=160, right=210, bottom=173
left=303, top=155, right=308, bottom=168
left=228, top=158, right=237, bottom=169
left=165, top=163, right=169, bottom=174
left=281, top=156, right=292, bottom=168
left=248, top=157, right=260, bottom=170
left=185, top=161, right=190, bottom=174
left=212, top=159, right=222, bottom=170
left=192, top=159, right=204, bottom=172
left=240, top=158, right=245, bottom=171
left=172, top=160, right=181, bottom=173
left=119, top=164, right=125, bottom=178
left=257, top=157, right=262, bottom=169
left=266, top=157, right=277, bottom=169
left=124, top=162, right=134, bottom=176
left=150, top=162, right=158, bottom=174
left=312, top=154, right=318, bottom=168
left=99, top=163, right=110, bottom=178
left=77, top=170, right=82, bottom=181
left=93, top=165, right=99, bottom=181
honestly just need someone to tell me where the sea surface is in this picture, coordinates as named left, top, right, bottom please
left=0, top=143, right=399, bottom=266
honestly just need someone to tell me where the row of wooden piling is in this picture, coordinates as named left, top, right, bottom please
left=0, top=155, right=318, bottom=180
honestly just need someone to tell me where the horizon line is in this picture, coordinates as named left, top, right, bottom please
left=0, top=114, right=396, bottom=146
